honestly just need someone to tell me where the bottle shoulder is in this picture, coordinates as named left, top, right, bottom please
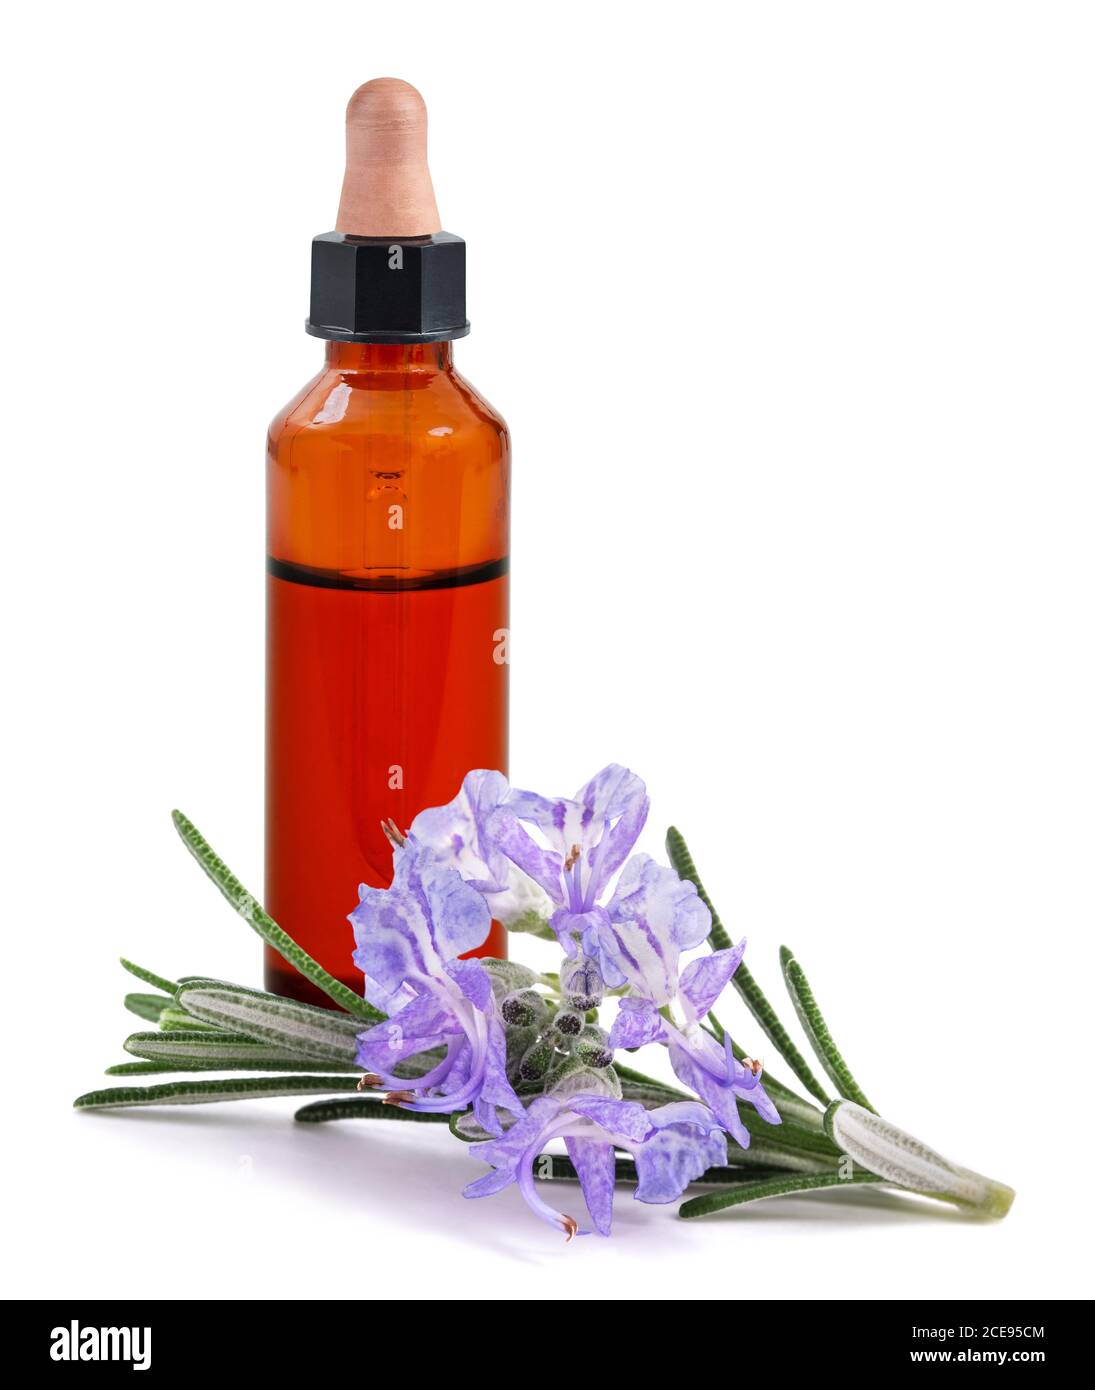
left=268, top=365, right=508, bottom=452
left=267, top=359, right=510, bottom=573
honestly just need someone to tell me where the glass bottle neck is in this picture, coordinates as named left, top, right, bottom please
left=324, top=341, right=454, bottom=373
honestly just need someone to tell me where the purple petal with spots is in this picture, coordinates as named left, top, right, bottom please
left=409, top=769, right=513, bottom=891
left=349, top=891, right=435, bottom=1002
left=679, top=942, right=746, bottom=1022
left=570, top=910, right=629, bottom=987
left=608, top=854, right=712, bottom=953
left=668, top=1040, right=750, bottom=1148
left=748, top=1081, right=780, bottom=1126
left=473, top=1095, right=502, bottom=1137
left=463, top=1165, right=518, bottom=1199
left=362, top=972, right=415, bottom=1016
left=468, top=1095, right=564, bottom=1177
left=601, top=854, right=712, bottom=1003
left=631, top=1120, right=728, bottom=1204
left=585, top=788, right=649, bottom=903
left=607, top=997, right=667, bottom=1050
left=566, top=1095, right=654, bottom=1144
left=552, top=906, right=611, bottom=959
left=711, top=1033, right=781, bottom=1125
left=444, top=956, right=493, bottom=1011
left=506, top=765, right=646, bottom=868
left=575, top=764, right=648, bottom=826
left=564, top=1136, right=616, bottom=1236
left=354, top=992, right=453, bottom=1073
left=647, top=1100, right=729, bottom=1134
left=486, top=809, right=566, bottom=903
left=435, top=1034, right=472, bottom=1096
left=474, top=1013, right=524, bottom=1134
left=408, top=855, right=492, bottom=961
left=503, top=788, right=568, bottom=845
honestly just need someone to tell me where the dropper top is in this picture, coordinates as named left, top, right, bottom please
left=335, top=78, right=442, bottom=238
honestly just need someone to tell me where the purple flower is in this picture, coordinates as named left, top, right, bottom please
left=349, top=844, right=523, bottom=1135
left=463, top=1093, right=727, bottom=1238
left=487, top=764, right=779, bottom=1149
left=486, top=763, right=651, bottom=958
left=598, top=856, right=781, bottom=1146
left=404, top=770, right=554, bottom=933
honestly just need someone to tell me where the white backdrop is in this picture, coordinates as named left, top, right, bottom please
left=3, top=0, right=1092, bottom=1301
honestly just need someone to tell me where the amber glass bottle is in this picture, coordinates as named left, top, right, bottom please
left=265, top=340, right=509, bottom=1004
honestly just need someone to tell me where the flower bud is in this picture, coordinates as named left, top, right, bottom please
left=518, top=1037, right=556, bottom=1082
left=560, top=956, right=604, bottom=1011
left=572, top=1023, right=613, bottom=1069
left=501, top=989, right=546, bottom=1028
left=553, top=1008, right=583, bottom=1037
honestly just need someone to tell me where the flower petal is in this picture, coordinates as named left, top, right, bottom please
left=406, top=853, right=493, bottom=961
left=585, top=785, right=649, bottom=901
left=487, top=809, right=566, bottom=903
left=507, top=765, right=646, bottom=869
left=477, top=1013, right=524, bottom=1125
left=354, top=992, right=453, bottom=1073
left=646, top=1100, right=726, bottom=1134
left=607, top=997, right=667, bottom=1050
left=503, top=788, right=572, bottom=854
left=463, top=1166, right=518, bottom=1199
left=679, top=941, right=746, bottom=1022
left=566, top=1095, right=653, bottom=1144
left=631, top=1121, right=728, bottom=1204
left=575, top=764, right=648, bottom=827
left=444, top=956, right=493, bottom=1012
left=552, top=906, right=611, bottom=960
left=564, top=1136, right=616, bottom=1236
left=468, top=1095, right=563, bottom=1175
left=349, top=889, right=438, bottom=1000
left=602, top=855, right=712, bottom=1003
left=409, top=769, right=513, bottom=890
left=668, top=1041, right=750, bottom=1148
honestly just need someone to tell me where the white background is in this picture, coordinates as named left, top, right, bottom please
left=3, top=0, right=1093, bottom=1302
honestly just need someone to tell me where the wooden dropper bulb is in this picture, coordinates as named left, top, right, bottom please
left=335, top=78, right=442, bottom=238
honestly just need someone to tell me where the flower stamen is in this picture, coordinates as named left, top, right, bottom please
left=380, top=817, right=407, bottom=848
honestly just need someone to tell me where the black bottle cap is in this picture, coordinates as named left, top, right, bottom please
left=305, top=231, right=470, bottom=344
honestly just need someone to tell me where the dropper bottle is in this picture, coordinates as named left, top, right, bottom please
left=265, top=79, right=509, bottom=1003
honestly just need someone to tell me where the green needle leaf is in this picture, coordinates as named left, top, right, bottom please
left=74, top=1075, right=364, bottom=1110
left=665, top=827, right=831, bottom=1106
left=295, top=1098, right=450, bottom=1124
left=780, top=947, right=875, bottom=1112
left=124, top=992, right=169, bottom=1025
left=613, top=1062, right=688, bottom=1103
left=171, top=810, right=380, bottom=1021
left=120, top=958, right=178, bottom=995
left=106, top=1061, right=182, bottom=1076
left=175, top=983, right=363, bottom=1063
left=156, top=1006, right=220, bottom=1032
left=679, top=1170, right=884, bottom=1218
left=122, top=1029, right=360, bottom=1072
